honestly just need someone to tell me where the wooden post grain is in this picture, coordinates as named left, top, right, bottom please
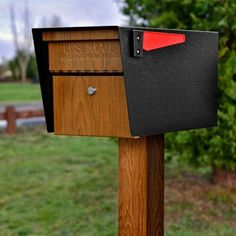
left=5, top=106, right=17, bottom=135
left=118, top=135, right=164, bottom=236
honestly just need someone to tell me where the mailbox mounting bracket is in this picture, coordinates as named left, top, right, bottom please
left=132, top=30, right=144, bottom=57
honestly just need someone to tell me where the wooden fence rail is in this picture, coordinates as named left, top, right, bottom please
left=0, top=106, right=44, bottom=134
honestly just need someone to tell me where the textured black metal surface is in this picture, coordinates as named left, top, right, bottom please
left=32, top=29, right=54, bottom=132
left=119, top=27, right=218, bottom=136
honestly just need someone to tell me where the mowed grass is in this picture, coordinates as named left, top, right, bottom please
left=0, top=129, right=118, bottom=235
left=0, top=83, right=41, bottom=103
left=0, top=128, right=235, bottom=235
left=0, top=81, right=235, bottom=235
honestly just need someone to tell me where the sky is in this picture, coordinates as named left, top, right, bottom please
left=0, top=0, right=128, bottom=63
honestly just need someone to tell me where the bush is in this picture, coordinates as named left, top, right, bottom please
left=8, top=54, right=39, bottom=82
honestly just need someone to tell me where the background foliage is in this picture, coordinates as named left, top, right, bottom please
left=8, top=54, right=38, bottom=82
left=122, top=0, right=236, bottom=171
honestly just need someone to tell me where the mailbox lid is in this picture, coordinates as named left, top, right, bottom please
left=47, top=40, right=122, bottom=73
left=53, top=75, right=132, bottom=137
left=42, top=28, right=123, bottom=73
left=118, top=27, right=218, bottom=136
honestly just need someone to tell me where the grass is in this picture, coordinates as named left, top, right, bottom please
left=0, top=83, right=41, bottom=104
left=165, top=162, right=236, bottom=236
left=0, top=82, right=235, bottom=235
left=0, top=128, right=235, bottom=235
left=0, top=128, right=118, bottom=235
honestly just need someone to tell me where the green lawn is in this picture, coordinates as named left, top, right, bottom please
left=0, top=83, right=41, bottom=104
left=0, top=128, right=235, bottom=235
left=0, top=83, right=235, bottom=235
left=0, top=130, right=118, bottom=235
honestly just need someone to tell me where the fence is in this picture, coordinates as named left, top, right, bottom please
left=0, top=106, right=44, bottom=134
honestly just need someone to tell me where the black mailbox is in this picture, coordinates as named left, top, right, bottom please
left=33, top=26, right=218, bottom=138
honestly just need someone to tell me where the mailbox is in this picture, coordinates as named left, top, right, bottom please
left=33, top=26, right=218, bottom=235
left=33, top=26, right=218, bottom=138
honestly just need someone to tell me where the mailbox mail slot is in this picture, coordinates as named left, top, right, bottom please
left=33, top=26, right=218, bottom=138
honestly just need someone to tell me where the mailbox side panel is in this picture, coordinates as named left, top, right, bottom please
left=32, top=29, right=54, bottom=132
left=119, top=27, right=218, bottom=136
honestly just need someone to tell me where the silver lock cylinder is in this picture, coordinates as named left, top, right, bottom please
left=87, top=86, right=96, bottom=96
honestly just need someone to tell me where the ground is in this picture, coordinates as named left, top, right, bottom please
left=165, top=163, right=236, bottom=236
left=0, top=127, right=235, bottom=236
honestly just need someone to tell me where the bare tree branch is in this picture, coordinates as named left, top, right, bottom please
left=9, top=5, right=19, bottom=51
left=9, top=1, right=32, bottom=82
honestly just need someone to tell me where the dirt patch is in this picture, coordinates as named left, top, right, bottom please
left=165, top=171, right=236, bottom=230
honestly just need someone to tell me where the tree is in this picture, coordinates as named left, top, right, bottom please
left=8, top=57, right=20, bottom=81
left=10, top=2, right=32, bottom=83
left=27, top=55, right=38, bottom=82
left=122, top=0, right=236, bottom=182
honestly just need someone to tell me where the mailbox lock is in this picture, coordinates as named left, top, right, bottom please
left=87, top=86, right=97, bottom=96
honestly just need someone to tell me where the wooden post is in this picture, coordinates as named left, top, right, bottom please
left=5, top=106, right=17, bottom=135
left=119, top=135, right=164, bottom=236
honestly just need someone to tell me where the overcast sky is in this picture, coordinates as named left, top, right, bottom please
left=0, top=0, right=127, bottom=63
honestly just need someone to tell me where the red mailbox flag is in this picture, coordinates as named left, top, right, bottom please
left=143, top=31, right=186, bottom=51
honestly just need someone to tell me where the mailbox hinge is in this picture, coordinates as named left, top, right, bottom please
left=132, top=30, right=144, bottom=57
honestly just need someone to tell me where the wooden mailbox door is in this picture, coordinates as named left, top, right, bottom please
left=53, top=75, right=131, bottom=137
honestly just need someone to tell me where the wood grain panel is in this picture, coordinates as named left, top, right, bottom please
left=48, top=40, right=123, bottom=72
left=119, top=137, right=148, bottom=236
left=53, top=76, right=131, bottom=138
left=119, top=135, right=164, bottom=236
left=42, top=29, right=119, bottom=41
left=147, top=135, right=164, bottom=236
